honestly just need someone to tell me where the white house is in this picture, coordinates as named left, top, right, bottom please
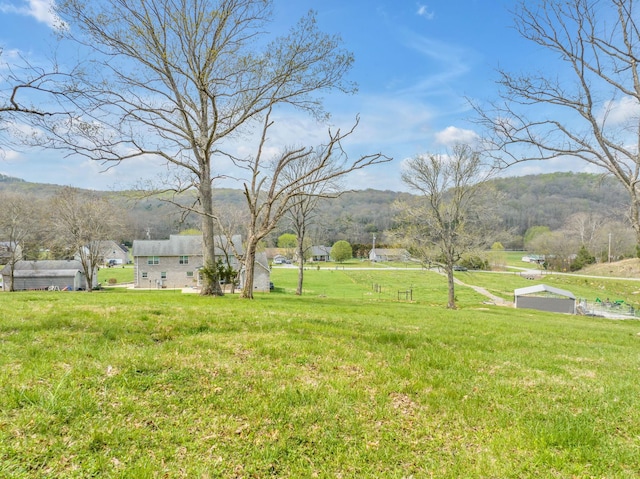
left=132, top=234, right=271, bottom=292
left=369, top=248, right=410, bottom=262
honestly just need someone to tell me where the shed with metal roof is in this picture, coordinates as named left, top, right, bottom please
left=514, top=284, right=576, bottom=314
left=1, top=260, right=96, bottom=291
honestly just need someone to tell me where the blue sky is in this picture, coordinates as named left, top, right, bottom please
left=0, top=0, right=594, bottom=191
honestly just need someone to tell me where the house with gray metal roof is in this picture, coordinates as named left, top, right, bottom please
left=0, top=260, right=97, bottom=291
left=132, top=234, right=270, bottom=292
left=310, top=246, right=331, bottom=262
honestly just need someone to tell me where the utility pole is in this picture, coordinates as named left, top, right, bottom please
left=608, top=232, right=612, bottom=263
left=371, top=234, right=376, bottom=262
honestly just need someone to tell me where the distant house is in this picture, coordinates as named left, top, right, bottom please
left=522, top=255, right=545, bottom=264
left=0, top=260, right=97, bottom=291
left=514, top=284, right=576, bottom=314
left=310, top=246, right=331, bottom=262
left=369, top=248, right=410, bottom=262
left=97, top=241, right=130, bottom=265
left=132, top=234, right=270, bottom=292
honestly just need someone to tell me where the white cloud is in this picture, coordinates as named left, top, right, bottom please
left=416, top=4, right=435, bottom=20
left=600, top=95, right=640, bottom=126
left=434, top=126, right=479, bottom=146
left=0, top=0, right=66, bottom=30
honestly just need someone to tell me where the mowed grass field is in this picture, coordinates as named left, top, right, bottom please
left=1, top=267, right=640, bottom=477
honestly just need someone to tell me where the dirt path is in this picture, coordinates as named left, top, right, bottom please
left=450, top=275, right=513, bottom=307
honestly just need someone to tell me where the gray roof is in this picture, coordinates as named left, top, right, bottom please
left=1, top=260, right=84, bottom=276
left=311, top=246, right=331, bottom=256
left=255, top=251, right=270, bottom=271
left=132, top=234, right=243, bottom=257
left=97, top=240, right=128, bottom=253
left=514, top=284, right=575, bottom=299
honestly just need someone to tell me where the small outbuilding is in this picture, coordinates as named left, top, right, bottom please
left=514, top=284, right=576, bottom=314
left=1, top=260, right=97, bottom=291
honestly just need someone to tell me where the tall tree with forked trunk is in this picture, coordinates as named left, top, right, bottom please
left=39, top=0, right=358, bottom=295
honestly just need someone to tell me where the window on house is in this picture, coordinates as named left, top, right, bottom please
left=186, top=271, right=194, bottom=278
left=179, top=255, right=189, bottom=265
left=147, top=256, right=159, bottom=265
left=161, top=272, right=167, bottom=279
left=142, top=272, right=148, bottom=279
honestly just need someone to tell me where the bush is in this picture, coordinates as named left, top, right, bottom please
left=331, top=240, right=353, bottom=263
left=459, top=255, right=489, bottom=270
left=570, top=245, right=596, bottom=271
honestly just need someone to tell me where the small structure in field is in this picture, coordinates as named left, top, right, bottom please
left=514, top=284, right=576, bottom=314
left=0, top=260, right=97, bottom=291
left=369, top=248, right=410, bottom=262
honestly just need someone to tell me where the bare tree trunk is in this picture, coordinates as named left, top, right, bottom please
left=446, top=267, right=456, bottom=310
left=241, top=237, right=258, bottom=299
left=296, top=238, right=305, bottom=295
left=199, top=178, right=223, bottom=296
left=8, top=257, right=16, bottom=292
left=628, top=190, right=640, bottom=255
left=79, top=250, right=94, bottom=292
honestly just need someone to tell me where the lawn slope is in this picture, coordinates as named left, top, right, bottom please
left=1, top=270, right=639, bottom=478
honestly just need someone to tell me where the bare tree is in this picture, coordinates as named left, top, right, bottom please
left=239, top=113, right=389, bottom=298
left=565, top=212, right=607, bottom=252
left=49, top=187, right=123, bottom=291
left=528, top=229, right=580, bottom=271
left=476, top=0, right=640, bottom=250
left=288, top=196, right=320, bottom=295
left=43, top=0, right=357, bottom=296
left=393, top=144, right=494, bottom=309
left=560, top=213, right=636, bottom=261
left=0, top=192, right=45, bottom=291
left=282, top=151, right=341, bottom=295
left=213, top=203, right=249, bottom=294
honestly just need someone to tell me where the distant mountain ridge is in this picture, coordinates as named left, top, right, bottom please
left=0, top=172, right=628, bottom=246
left=0, top=174, right=25, bottom=183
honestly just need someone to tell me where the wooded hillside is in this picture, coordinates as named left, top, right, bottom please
left=0, top=172, right=627, bottom=248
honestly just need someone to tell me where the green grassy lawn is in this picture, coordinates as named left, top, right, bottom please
left=2, top=269, right=640, bottom=477
left=98, top=264, right=134, bottom=285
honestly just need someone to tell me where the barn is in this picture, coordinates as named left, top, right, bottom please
left=514, top=284, right=576, bottom=314
left=0, top=260, right=97, bottom=291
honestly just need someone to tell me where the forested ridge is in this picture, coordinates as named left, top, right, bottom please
left=0, top=172, right=626, bottom=247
